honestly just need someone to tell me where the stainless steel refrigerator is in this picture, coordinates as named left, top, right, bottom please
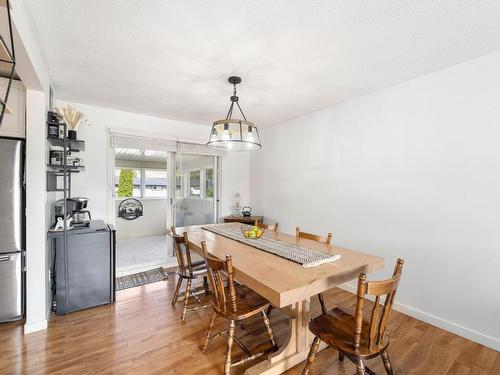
left=0, top=137, right=24, bottom=322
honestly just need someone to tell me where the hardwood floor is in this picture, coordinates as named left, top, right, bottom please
left=0, top=274, right=497, bottom=375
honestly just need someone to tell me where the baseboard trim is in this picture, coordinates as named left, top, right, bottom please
left=338, top=283, right=500, bottom=351
left=24, top=319, right=47, bottom=334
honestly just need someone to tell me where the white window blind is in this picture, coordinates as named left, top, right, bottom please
left=110, top=132, right=227, bottom=156
left=110, top=133, right=178, bottom=152
left=177, top=141, right=227, bottom=156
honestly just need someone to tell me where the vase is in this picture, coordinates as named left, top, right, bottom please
left=68, top=130, right=77, bottom=140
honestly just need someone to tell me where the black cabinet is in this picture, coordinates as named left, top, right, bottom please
left=49, top=220, right=115, bottom=315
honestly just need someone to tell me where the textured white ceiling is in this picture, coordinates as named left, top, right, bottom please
left=23, top=0, right=500, bottom=126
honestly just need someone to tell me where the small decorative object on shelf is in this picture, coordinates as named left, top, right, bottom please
left=118, top=198, right=144, bottom=220
left=55, top=104, right=91, bottom=140
left=232, top=192, right=242, bottom=217
left=241, top=206, right=252, bottom=217
left=47, top=123, right=60, bottom=139
left=47, top=111, right=62, bottom=139
left=241, top=224, right=264, bottom=239
left=49, top=150, right=63, bottom=165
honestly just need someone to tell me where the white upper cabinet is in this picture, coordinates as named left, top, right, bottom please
left=0, top=78, right=26, bottom=138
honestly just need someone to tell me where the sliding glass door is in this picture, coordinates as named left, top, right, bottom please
left=170, top=153, right=218, bottom=227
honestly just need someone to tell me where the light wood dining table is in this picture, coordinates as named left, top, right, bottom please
left=177, top=223, right=385, bottom=375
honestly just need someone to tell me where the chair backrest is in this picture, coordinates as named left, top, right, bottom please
left=296, top=226, right=333, bottom=244
left=257, top=222, right=279, bottom=232
left=170, top=226, right=195, bottom=274
left=201, top=241, right=238, bottom=315
left=353, top=258, right=404, bottom=350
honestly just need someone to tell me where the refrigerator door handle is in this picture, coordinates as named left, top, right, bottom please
left=0, top=255, right=15, bottom=262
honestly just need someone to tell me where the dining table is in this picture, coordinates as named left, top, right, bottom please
left=177, top=222, right=385, bottom=375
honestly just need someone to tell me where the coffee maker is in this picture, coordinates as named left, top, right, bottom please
left=54, top=197, right=91, bottom=227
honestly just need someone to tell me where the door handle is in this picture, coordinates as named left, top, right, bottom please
left=0, top=255, right=13, bottom=262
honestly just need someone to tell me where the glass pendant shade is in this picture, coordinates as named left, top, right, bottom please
left=207, top=76, right=262, bottom=151
left=207, top=119, right=261, bottom=151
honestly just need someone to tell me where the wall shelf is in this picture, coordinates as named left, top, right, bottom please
left=47, top=137, right=85, bottom=152
left=46, top=164, right=85, bottom=172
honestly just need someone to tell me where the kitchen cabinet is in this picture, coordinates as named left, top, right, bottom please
left=0, top=78, right=25, bottom=138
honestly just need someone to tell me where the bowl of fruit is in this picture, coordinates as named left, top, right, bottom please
left=241, top=224, right=264, bottom=239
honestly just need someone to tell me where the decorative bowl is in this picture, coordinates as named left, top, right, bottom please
left=241, top=224, right=265, bottom=239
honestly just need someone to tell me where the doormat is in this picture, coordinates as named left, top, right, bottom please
left=116, top=267, right=168, bottom=291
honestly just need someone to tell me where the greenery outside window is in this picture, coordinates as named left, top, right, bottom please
left=115, top=168, right=141, bottom=198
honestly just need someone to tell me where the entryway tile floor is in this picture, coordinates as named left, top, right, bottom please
left=116, top=235, right=178, bottom=276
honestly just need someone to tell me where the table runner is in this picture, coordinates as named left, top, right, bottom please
left=202, top=224, right=341, bottom=268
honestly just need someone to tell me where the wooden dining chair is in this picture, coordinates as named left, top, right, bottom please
left=170, top=227, right=210, bottom=322
left=200, top=241, right=278, bottom=375
left=256, top=221, right=279, bottom=232
left=296, top=226, right=333, bottom=314
left=303, top=258, right=405, bottom=375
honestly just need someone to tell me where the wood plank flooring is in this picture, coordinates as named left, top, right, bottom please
left=0, top=273, right=497, bottom=375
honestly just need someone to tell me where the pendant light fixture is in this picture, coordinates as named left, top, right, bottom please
left=206, top=76, right=261, bottom=151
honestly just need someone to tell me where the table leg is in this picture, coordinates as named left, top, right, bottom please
left=245, top=299, right=326, bottom=375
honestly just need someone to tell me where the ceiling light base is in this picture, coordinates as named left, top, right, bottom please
left=228, top=76, right=241, bottom=85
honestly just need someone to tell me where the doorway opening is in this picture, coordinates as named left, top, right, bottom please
left=111, top=145, right=220, bottom=278
left=113, top=147, right=176, bottom=276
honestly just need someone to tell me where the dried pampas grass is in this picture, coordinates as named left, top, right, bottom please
left=55, top=105, right=91, bottom=130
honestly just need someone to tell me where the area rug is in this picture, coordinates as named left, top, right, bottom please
left=116, top=267, right=168, bottom=291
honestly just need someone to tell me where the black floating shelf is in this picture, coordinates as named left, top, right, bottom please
left=47, top=137, right=85, bottom=152
left=47, top=164, right=85, bottom=172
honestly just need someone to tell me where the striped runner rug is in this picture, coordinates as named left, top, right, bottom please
left=116, top=267, right=168, bottom=291
left=202, top=224, right=341, bottom=268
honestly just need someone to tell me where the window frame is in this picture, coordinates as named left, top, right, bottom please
left=183, top=167, right=215, bottom=200
left=114, top=167, right=168, bottom=200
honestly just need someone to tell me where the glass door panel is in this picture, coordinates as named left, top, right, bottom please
left=173, top=153, right=217, bottom=227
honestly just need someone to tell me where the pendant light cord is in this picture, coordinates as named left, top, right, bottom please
left=225, top=82, right=247, bottom=121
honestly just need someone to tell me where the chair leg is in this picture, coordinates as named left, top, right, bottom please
left=302, top=336, right=321, bottom=375
left=202, top=310, right=217, bottom=353
left=318, top=293, right=327, bottom=314
left=224, top=320, right=236, bottom=375
left=181, top=279, right=192, bottom=322
left=261, top=310, right=278, bottom=351
left=172, top=276, right=183, bottom=304
left=266, top=305, right=273, bottom=318
left=203, top=276, right=210, bottom=295
left=338, top=351, right=344, bottom=361
left=356, top=359, right=366, bottom=375
left=381, top=350, right=394, bottom=375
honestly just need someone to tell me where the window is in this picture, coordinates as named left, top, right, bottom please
left=206, top=168, right=214, bottom=198
left=144, top=170, right=167, bottom=198
left=115, top=168, right=141, bottom=198
left=189, top=170, right=201, bottom=197
left=115, top=168, right=166, bottom=198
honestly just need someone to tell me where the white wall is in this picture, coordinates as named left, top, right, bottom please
left=56, top=100, right=250, bottom=225
left=115, top=199, right=167, bottom=240
left=221, top=152, right=250, bottom=217
left=24, top=90, right=49, bottom=333
left=250, top=52, right=500, bottom=350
